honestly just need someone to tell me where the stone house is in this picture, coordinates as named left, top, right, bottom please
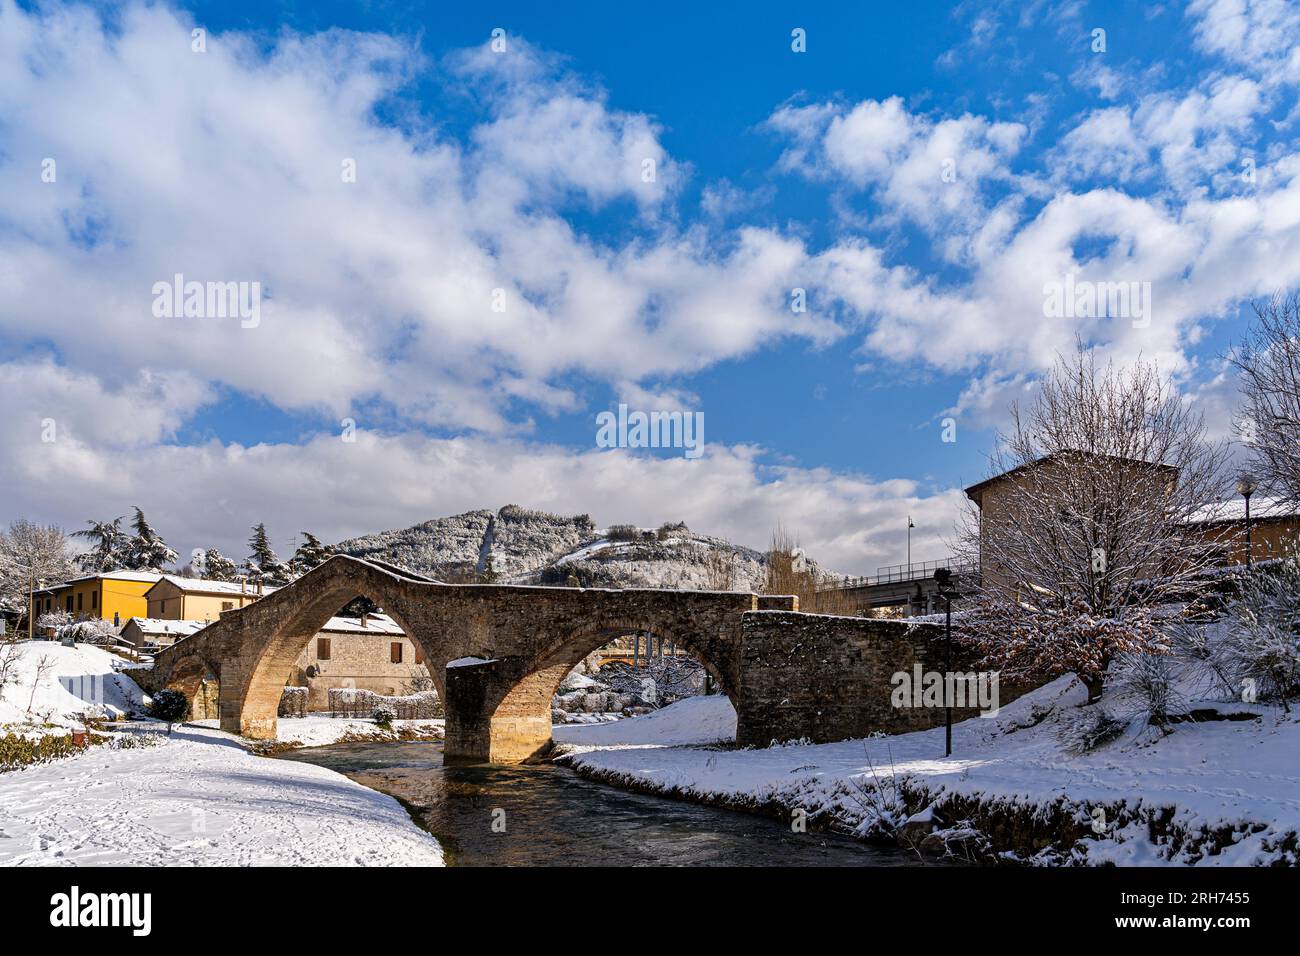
left=290, top=613, right=434, bottom=711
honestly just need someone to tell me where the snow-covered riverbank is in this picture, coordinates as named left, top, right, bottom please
left=555, top=683, right=1300, bottom=866
left=0, top=642, right=444, bottom=867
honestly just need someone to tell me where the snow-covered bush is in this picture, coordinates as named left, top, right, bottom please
left=1058, top=707, right=1128, bottom=755
left=1225, top=559, right=1300, bottom=707
left=325, top=688, right=440, bottom=719
left=1113, top=652, right=1182, bottom=728
left=371, top=705, right=397, bottom=726
left=278, top=686, right=308, bottom=718
left=57, top=618, right=119, bottom=646
left=36, top=609, right=73, bottom=633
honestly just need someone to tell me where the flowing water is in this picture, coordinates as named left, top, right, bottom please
left=275, top=739, right=929, bottom=866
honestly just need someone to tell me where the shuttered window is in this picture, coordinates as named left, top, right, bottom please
left=390, top=642, right=403, bottom=664
left=317, top=637, right=331, bottom=660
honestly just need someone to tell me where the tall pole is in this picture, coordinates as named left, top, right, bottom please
left=944, top=591, right=953, bottom=757
left=28, top=575, right=34, bottom=641
left=907, top=516, right=913, bottom=574
left=1245, top=492, right=1253, bottom=569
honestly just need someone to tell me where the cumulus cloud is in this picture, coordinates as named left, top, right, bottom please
left=766, top=96, right=1027, bottom=241
left=0, top=360, right=960, bottom=575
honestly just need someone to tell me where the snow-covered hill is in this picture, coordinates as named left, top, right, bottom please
left=337, top=506, right=775, bottom=590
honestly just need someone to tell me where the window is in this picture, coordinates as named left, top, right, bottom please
left=66, top=596, right=73, bottom=612
left=77, top=593, right=83, bottom=611
left=317, top=637, right=331, bottom=660
left=92, top=591, right=98, bottom=610
left=390, top=642, right=403, bottom=664
left=414, top=646, right=424, bottom=665
left=221, top=601, right=234, bottom=611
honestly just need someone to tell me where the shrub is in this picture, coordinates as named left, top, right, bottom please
left=606, top=524, right=640, bottom=542
left=371, top=705, right=397, bottom=726
left=1058, top=708, right=1128, bottom=755
left=149, top=689, right=190, bottom=733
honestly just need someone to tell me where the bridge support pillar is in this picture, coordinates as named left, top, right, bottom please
left=443, top=657, right=553, bottom=764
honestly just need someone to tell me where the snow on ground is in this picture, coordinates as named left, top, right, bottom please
left=555, top=694, right=736, bottom=746
left=0, top=642, right=147, bottom=727
left=189, top=716, right=444, bottom=748
left=0, top=723, right=444, bottom=866
left=0, top=642, right=443, bottom=866
left=556, top=683, right=1300, bottom=865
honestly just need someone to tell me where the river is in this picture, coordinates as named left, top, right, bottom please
left=275, top=739, right=930, bottom=866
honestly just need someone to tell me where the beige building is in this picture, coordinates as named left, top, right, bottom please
left=145, top=576, right=277, bottom=622
left=289, top=613, right=433, bottom=711
left=965, top=452, right=1300, bottom=589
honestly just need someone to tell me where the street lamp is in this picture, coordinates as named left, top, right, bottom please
left=907, top=515, right=915, bottom=575
left=1236, top=476, right=1258, bottom=568
left=933, top=568, right=961, bottom=757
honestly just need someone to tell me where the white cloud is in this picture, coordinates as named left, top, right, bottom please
left=766, top=96, right=1027, bottom=242
left=0, top=358, right=960, bottom=575
left=0, top=2, right=833, bottom=438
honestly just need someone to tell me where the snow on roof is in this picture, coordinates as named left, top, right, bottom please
left=51, top=570, right=164, bottom=588
left=123, top=618, right=208, bottom=637
left=1185, top=496, right=1298, bottom=524
left=150, top=575, right=281, bottom=596
left=448, top=655, right=497, bottom=667
left=317, top=612, right=405, bottom=635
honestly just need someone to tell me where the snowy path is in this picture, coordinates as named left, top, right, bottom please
left=0, top=725, right=444, bottom=867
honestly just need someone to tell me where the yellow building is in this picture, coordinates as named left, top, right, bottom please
left=31, top=570, right=163, bottom=632
left=144, top=576, right=276, bottom=622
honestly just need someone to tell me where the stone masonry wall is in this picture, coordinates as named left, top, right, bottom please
left=735, top=611, right=1026, bottom=747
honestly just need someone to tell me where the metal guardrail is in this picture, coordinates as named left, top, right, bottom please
left=827, top=559, right=977, bottom=591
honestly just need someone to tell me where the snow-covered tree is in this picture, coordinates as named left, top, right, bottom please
left=57, top=617, right=119, bottom=646
left=957, top=342, right=1231, bottom=702
left=1234, top=292, right=1300, bottom=509
left=122, top=507, right=177, bottom=572
left=72, top=517, right=128, bottom=572
left=288, top=532, right=333, bottom=577
left=200, top=548, right=239, bottom=582
left=244, top=523, right=292, bottom=586
left=1225, top=556, right=1300, bottom=709
left=0, top=520, right=75, bottom=612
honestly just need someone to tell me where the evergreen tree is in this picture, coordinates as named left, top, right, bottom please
left=244, top=523, right=291, bottom=586
left=289, top=532, right=333, bottom=576
left=123, top=507, right=178, bottom=572
left=71, top=518, right=128, bottom=572
left=201, top=548, right=239, bottom=582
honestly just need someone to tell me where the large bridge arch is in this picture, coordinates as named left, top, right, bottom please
left=473, top=617, right=735, bottom=764
left=229, top=559, right=449, bottom=738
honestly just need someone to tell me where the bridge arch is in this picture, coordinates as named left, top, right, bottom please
left=463, top=615, right=736, bottom=764
left=229, top=559, right=447, bottom=739
left=162, top=653, right=222, bottom=722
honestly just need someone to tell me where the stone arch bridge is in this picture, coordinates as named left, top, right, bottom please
left=145, top=555, right=989, bottom=763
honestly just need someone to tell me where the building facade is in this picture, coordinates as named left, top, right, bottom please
left=144, top=576, right=275, bottom=622
left=289, top=613, right=433, bottom=711
left=31, top=570, right=162, bottom=633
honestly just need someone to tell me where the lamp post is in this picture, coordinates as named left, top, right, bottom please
left=933, top=568, right=961, bottom=757
left=907, top=515, right=915, bottom=575
left=1236, top=476, right=1258, bottom=568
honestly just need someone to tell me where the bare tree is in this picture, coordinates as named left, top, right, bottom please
left=26, top=653, right=56, bottom=713
left=958, top=342, right=1230, bottom=702
left=1234, top=292, right=1300, bottom=507
left=0, top=520, right=75, bottom=628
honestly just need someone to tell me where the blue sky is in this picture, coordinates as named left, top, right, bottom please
left=1, top=0, right=1298, bottom=571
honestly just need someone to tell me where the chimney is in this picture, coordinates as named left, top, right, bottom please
left=360, top=612, right=370, bottom=628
